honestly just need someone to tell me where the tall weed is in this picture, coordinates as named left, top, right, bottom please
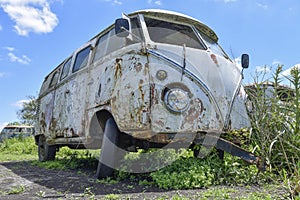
left=246, top=65, right=300, bottom=198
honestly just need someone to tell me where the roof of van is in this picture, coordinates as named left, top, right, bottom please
left=128, top=9, right=219, bottom=42
left=2, top=125, right=34, bottom=128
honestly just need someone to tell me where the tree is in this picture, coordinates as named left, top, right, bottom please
left=17, top=95, right=37, bottom=126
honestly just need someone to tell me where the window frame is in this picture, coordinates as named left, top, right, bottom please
left=93, top=16, right=143, bottom=63
left=48, top=69, right=60, bottom=88
left=60, top=57, right=72, bottom=81
left=72, top=45, right=91, bottom=73
left=143, top=16, right=206, bottom=50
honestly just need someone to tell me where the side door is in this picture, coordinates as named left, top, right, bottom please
left=37, top=67, right=60, bottom=139
left=53, top=45, right=92, bottom=138
left=52, top=57, right=72, bottom=137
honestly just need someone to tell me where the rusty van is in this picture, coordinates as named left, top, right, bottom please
left=0, top=125, right=34, bottom=142
left=35, top=9, right=263, bottom=178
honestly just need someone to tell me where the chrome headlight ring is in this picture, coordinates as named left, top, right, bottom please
left=164, top=88, right=190, bottom=113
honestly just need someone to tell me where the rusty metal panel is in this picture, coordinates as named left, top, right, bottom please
left=110, top=54, right=151, bottom=132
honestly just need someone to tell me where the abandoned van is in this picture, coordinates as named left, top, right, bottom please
left=0, top=125, right=34, bottom=142
left=35, top=9, right=263, bottom=178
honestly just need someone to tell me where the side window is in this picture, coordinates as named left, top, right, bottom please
left=40, top=75, right=51, bottom=95
left=93, top=29, right=127, bottom=62
left=60, top=57, right=72, bottom=80
left=131, top=17, right=143, bottom=42
left=49, top=70, right=60, bottom=88
left=72, top=46, right=91, bottom=72
left=93, top=17, right=142, bottom=63
left=106, top=29, right=126, bottom=55
left=93, top=31, right=110, bottom=62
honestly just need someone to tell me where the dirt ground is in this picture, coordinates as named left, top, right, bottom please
left=0, top=160, right=288, bottom=200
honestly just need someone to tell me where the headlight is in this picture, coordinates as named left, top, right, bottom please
left=164, top=88, right=190, bottom=112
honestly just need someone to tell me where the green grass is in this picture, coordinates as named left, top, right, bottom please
left=7, top=185, right=26, bottom=195
left=30, top=147, right=99, bottom=170
left=0, top=137, right=37, bottom=161
left=117, top=149, right=272, bottom=190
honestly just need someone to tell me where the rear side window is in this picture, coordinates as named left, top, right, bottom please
left=60, top=57, right=72, bottom=80
left=49, top=70, right=60, bottom=88
left=72, top=46, right=91, bottom=72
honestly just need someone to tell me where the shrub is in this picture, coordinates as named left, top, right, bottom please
left=0, top=136, right=36, bottom=155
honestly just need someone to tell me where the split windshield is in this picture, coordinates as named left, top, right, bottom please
left=144, top=17, right=229, bottom=59
left=144, top=17, right=205, bottom=50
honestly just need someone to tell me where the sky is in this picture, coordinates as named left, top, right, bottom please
left=0, top=0, right=300, bottom=131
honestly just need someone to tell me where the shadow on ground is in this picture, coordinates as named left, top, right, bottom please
left=0, top=160, right=167, bottom=199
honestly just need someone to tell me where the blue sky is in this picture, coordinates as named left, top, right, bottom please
left=0, top=0, right=300, bottom=131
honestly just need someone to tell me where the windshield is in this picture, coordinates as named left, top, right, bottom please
left=144, top=17, right=205, bottom=50
left=197, top=30, right=230, bottom=59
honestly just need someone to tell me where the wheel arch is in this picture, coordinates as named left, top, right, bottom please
left=87, top=108, right=117, bottom=148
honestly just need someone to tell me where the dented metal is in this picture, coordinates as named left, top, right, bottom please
left=35, top=9, right=259, bottom=167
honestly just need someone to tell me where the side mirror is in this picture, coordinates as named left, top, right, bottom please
left=241, top=54, right=249, bottom=69
left=115, top=18, right=129, bottom=37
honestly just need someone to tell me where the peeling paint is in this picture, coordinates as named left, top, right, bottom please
left=114, top=58, right=122, bottom=80
left=134, top=62, right=142, bottom=72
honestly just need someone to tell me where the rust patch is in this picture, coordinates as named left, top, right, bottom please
left=150, top=83, right=157, bottom=106
left=144, top=63, right=149, bottom=75
left=185, top=98, right=203, bottom=122
left=114, top=58, right=122, bottom=79
left=50, top=118, right=57, bottom=132
left=139, top=79, right=145, bottom=102
left=210, top=54, right=219, bottom=66
left=134, top=62, right=142, bottom=72
left=155, top=120, right=165, bottom=127
left=216, top=113, right=220, bottom=120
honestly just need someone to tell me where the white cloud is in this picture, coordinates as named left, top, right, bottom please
left=4, top=47, right=31, bottom=65
left=8, top=52, right=31, bottom=65
left=104, top=0, right=122, bottom=5
left=154, top=1, right=162, bottom=5
left=213, top=0, right=238, bottom=3
left=224, top=0, right=238, bottom=3
left=13, top=99, right=31, bottom=108
left=256, top=3, right=268, bottom=10
left=0, top=0, right=58, bottom=36
left=272, top=59, right=282, bottom=66
left=147, top=0, right=162, bottom=5
left=255, top=66, right=271, bottom=73
left=4, top=46, right=15, bottom=52
left=0, top=72, right=5, bottom=78
left=113, top=0, right=122, bottom=5
left=0, top=24, right=2, bottom=31
left=281, top=64, right=300, bottom=77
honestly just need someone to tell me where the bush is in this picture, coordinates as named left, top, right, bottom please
left=0, top=136, right=36, bottom=155
left=117, top=149, right=266, bottom=190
